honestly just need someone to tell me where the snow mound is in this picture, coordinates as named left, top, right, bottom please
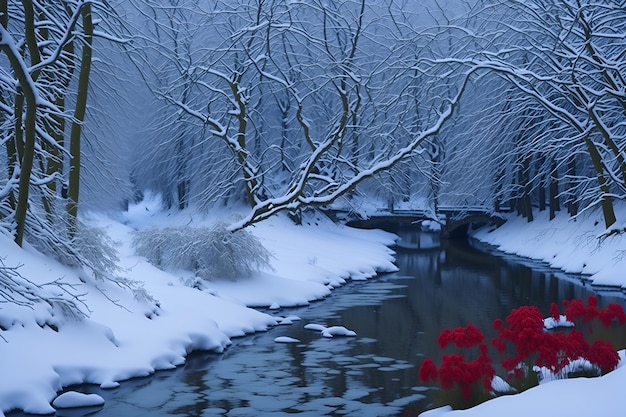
left=322, top=326, right=357, bottom=338
left=304, top=322, right=357, bottom=337
left=52, top=391, right=104, bottom=409
left=274, top=336, right=301, bottom=343
left=304, top=323, right=327, bottom=332
left=544, top=315, right=574, bottom=330
left=277, top=315, right=301, bottom=325
left=491, top=376, right=512, bottom=393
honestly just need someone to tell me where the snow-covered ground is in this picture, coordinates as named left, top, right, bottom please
left=1, top=198, right=625, bottom=416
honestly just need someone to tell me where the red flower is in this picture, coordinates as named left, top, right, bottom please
left=491, top=336, right=506, bottom=353
left=419, top=358, right=438, bottom=383
left=509, top=367, right=525, bottom=381
left=550, top=302, right=560, bottom=322
left=438, top=324, right=485, bottom=349
left=598, top=303, right=626, bottom=327
left=438, top=353, right=466, bottom=389
left=493, top=318, right=503, bottom=331
left=437, top=329, right=452, bottom=349
left=564, top=299, right=585, bottom=322
left=425, top=325, right=495, bottom=401
left=564, top=297, right=599, bottom=324
left=492, top=305, right=555, bottom=373
left=502, top=357, right=520, bottom=372
left=565, top=330, right=589, bottom=360
left=586, top=340, right=620, bottom=373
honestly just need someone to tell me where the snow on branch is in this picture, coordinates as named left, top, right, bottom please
left=229, top=63, right=477, bottom=231
left=0, top=257, right=88, bottom=336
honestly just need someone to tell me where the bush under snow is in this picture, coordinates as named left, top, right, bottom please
left=133, top=223, right=272, bottom=280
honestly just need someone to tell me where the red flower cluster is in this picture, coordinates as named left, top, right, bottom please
left=420, top=298, right=625, bottom=406
left=587, top=340, right=621, bottom=373
left=563, top=296, right=626, bottom=327
left=492, top=306, right=580, bottom=374
left=437, top=323, right=484, bottom=349
left=419, top=324, right=495, bottom=400
left=493, top=301, right=623, bottom=378
left=492, top=306, right=544, bottom=356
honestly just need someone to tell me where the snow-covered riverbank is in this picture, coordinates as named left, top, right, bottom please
left=472, top=207, right=626, bottom=290
left=0, top=199, right=398, bottom=416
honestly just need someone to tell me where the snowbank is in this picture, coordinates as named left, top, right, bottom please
left=0, top=202, right=397, bottom=416
left=472, top=206, right=626, bottom=289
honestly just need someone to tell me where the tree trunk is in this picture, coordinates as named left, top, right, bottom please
left=566, top=157, right=578, bottom=216
left=67, top=3, right=93, bottom=235
left=517, top=158, right=533, bottom=222
left=230, top=76, right=259, bottom=208
left=0, top=27, right=38, bottom=246
left=585, top=137, right=616, bottom=228
left=0, top=0, right=7, bottom=28
left=538, top=157, right=545, bottom=212
left=549, top=162, right=559, bottom=221
left=0, top=3, right=15, bottom=212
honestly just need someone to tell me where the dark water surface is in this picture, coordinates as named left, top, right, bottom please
left=11, top=230, right=625, bottom=417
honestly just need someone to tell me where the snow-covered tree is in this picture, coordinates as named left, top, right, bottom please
left=445, top=0, right=626, bottom=228
left=0, top=1, right=136, bottom=307
left=125, top=0, right=485, bottom=229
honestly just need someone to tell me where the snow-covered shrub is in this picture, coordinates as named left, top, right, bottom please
left=0, top=258, right=87, bottom=338
left=133, top=223, right=272, bottom=280
left=25, top=217, right=157, bottom=306
left=26, top=216, right=120, bottom=282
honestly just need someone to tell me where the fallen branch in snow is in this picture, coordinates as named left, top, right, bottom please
left=0, top=257, right=89, bottom=334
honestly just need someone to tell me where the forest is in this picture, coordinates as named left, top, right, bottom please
left=1, top=0, right=625, bottom=282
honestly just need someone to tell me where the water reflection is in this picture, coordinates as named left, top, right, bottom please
left=10, top=230, right=625, bottom=416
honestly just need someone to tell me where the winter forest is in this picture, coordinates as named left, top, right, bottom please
left=1, top=0, right=626, bottom=317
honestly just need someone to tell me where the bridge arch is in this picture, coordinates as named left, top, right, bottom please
left=336, top=207, right=507, bottom=239
left=440, top=214, right=506, bottom=239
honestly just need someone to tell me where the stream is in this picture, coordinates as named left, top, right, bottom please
left=11, top=229, right=625, bottom=417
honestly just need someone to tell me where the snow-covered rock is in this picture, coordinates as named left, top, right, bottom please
left=274, top=336, right=301, bottom=343
left=322, top=326, right=357, bottom=338
left=52, top=392, right=104, bottom=409
left=304, top=323, right=327, bottom=332
left=304, top=323, right=357, bottom=337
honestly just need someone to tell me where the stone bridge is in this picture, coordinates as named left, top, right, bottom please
left=334, top=206, right=507, bottom=239
left=437, top=209, right=507, bottom=238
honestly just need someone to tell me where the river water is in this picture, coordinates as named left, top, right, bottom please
left=11, top=229, right=625, bottom=417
